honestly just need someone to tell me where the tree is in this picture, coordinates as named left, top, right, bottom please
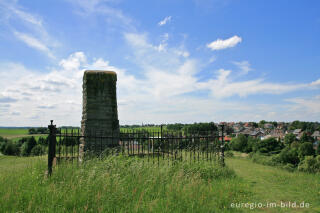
left=248, top=122, right=258, bottom=128
left=38, top=137, right=48, bottom=146
left=21, top=136, right=37, bottom=156
left=230, top=134, right=248, bottom=152
left=284, top=133, right=296, bottom=145
left=30, top=145, right=44, bottom=156
left=224, top=125, right=234, bottom=135
left=298, top=142, right=315, bottom=160
left=290, top=141, right=300, bottom=149
left=2, top=140, right=20, bottom=156
left=258, top=120, right=266, bottom=128
left=245, top=137, right=259, bottom=153
left=167, top=123, right=184, bottom=131
left=279, top=147, right=300, bottom=166
left=272, top=121, right=278, bottom=128
left=28, top=128, right=36, bottom=134
left=299, top=132, right=314, bottom=143
left=298, top=156, right=320, bottom=173
left=254, top=137, right=283, bottom=153
left=183, top=122, right=217, bottom=134
left=316, top=145, right=320, bottom=156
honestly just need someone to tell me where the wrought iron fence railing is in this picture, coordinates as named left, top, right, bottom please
left=47, top=120, right=226, bottom=175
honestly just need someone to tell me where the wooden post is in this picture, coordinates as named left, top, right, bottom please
left=48, top=120, right=57, bottom=176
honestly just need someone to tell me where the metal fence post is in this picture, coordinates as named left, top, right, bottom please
left=220, top=124, right=225, bottom=167
left=48, top=120, right=57, bottom=176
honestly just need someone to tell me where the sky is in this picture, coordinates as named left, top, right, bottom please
left=0, top=0, right=320, bottom=127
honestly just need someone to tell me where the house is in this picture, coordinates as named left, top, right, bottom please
left=296, top=131, right=305, bottom=140
left=249, top=130, right=264, bottom=139
left=264, top=123, right=274, bottom=129
left=233, top=123, right=244, bottom=134
left=312, top=131, right=320, bottom=141
left=293, top=129, right=302, bottom=136
left=219, top=136, right=232, bottom=142
left=269, top=129, right=285, bottom=140
left=277, top=122, right=285, bottom=130
left=244, top=122, right=251, bottom=128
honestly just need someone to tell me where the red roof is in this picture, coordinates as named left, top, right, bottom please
left=219, top=136, right=232, bottom=142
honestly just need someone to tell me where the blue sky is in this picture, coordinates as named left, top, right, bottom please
left=0, top=0, right=319, bottom=126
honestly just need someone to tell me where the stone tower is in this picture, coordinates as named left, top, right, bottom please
left=80, top=70, right=119, bottom=154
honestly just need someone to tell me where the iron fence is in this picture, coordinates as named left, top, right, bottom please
left=47, top=120, right=225, bottom=175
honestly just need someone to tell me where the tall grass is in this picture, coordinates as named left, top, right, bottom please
left=0, top=155, right=249, bottom=213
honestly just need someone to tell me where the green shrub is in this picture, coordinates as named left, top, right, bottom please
left=282, top=163, right=296, bottom=172
left=21, top=137, right=37, bottom=156
left=1, top=141, right=20, bottom=156
left=250, top=153, right=279, bottom=167
left=284, top=133, right=296, bottom=145
left=316, top=145, right=320, bottom=156
left=278, top=147, right=300, bottom=166
left=181, top=161, right=235, bottom=180
left=254, top=137, right=283, bottom=154
left=290, top=141, right=300, bottom=149
left=299, top=132, right=314, bottom=143
left=298, top=156, right=320, bottom=173
left=298, top=142, right=315, bottom=160
left=229, top=134, right=248, bottom=152
left=30, top=144, right=45, bottom=156
left=224, top=151, right=234, bottom=158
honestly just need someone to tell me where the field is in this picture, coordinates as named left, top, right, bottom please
left=0, top=128, right=29, bottom=138
left=0, top=128, right=47, bottom=141
left=226, top=156, right=320, bottom=212
left=0, top=155, right=246, bottom=213
left=1, top=128, right=320, bottom=212
left=120, top=126, right=166, bottom=132
left=0, top=153, right=319, bottom=212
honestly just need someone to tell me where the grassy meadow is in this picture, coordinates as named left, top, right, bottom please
left=0, top=128, right=29, bottom=138
left=120, top=126, right=166, bottom=132
left=1, top=128, right=320, bottom=212
left=0, top=155, right=248, bottom=213
left=0, top=153, right=319, bottom=212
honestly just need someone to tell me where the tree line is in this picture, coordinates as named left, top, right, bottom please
left=0, top=136, right=48, bottom=156
left=228, top=132, right=320, bottom=173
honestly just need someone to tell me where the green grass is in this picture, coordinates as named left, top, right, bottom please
left=0, top=155, right=247, bottom=213
left=10, top=135, right=47, bottom=142
left=0, top=128, right=47, bottom=142
left=1, top=152, right=319, bottom=212
left=121, top=126, right=167, bottom=132
left=226, top=155, right=320, bottom=212
left=0, top=128, right=29, bottom=137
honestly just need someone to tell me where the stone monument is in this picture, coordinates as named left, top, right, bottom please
left=80, top=70, right=119, bottom=154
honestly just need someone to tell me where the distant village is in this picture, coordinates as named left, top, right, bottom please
left=218, top=121, right=320, bottom=146
left=124, top=120, right=320, bottom=147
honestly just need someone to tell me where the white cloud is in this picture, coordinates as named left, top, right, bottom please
left=0, top=48, right=319, bottom=126
left=207, top=35, right=242, bottom=50
left=0, top=0, right=58, bottom=59
left=8, top=5, right=42, bottom=26
left=311, top=79, right=320, bottom=87
left=59, top=52, right=87, bottom=71
left=198, top=69, right=308, bottom=98
left=13, top=31, right=55, bottom=59
left=158, top=16, right=171, bottom=26
left=233, top=60, right=252, bottom=74
left=68, top=0, right=134, bottom=31
left=285, top=96, right=320, bottom=120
